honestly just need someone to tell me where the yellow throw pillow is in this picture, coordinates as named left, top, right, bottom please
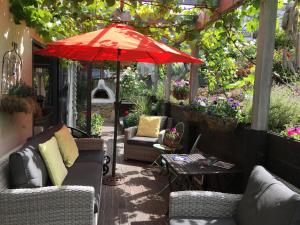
left=54, top=125, right=79, bottom=167
left=39, top=137, right=68, bottom=186
left=136, top=116, right=161, bottom=138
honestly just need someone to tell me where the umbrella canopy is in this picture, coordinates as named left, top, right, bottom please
left=35, top=24, right=203, bottom=64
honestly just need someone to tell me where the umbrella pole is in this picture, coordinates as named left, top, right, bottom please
left=103, top=49, right=125, bottom=186
left=112, top=52, right=121, bottom=177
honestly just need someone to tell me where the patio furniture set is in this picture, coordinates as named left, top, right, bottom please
left=0, top=117, right=300, bottom=225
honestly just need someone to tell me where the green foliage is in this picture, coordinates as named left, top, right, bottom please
left=242, top=86, right=300, bottom=132
left=91, top=113, right=104, bottom=136
left=8, top=81, right=33, bottom=97
left=124, top=96, right=152, bottom=127
left=207, top=97, right=241, bottom=119
left=76, top=112, right=104, bottom=136
left=120, top=67, right=147, bottom=101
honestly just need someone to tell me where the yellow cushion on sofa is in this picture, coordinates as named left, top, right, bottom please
left=54, top=125, right=79, bottom=167
left=136, top=116, right=161, bottom=138
left=38, top=137, right=68, bottom=186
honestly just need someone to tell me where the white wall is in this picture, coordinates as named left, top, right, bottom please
left=0, top=0, right=41, bottom=156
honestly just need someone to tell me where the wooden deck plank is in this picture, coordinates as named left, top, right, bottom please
left=99, top=123, right=169, bottom=225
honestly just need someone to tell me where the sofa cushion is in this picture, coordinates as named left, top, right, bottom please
left=170, top=218, right=236, bottom=225
left=39, top=137, right=68, bottom=186
left=9, top=146, right=49, bottom=188
left=62, top=162, right=103, bottom=213
left=235, top=165, right=300, bottom=225
left=54, top=125, right=79, bottom=167
left=76, top=150, right=104, bottom=164
left=127, top=136, right=158, bottom=147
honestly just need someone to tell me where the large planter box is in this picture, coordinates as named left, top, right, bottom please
left=266, top=132, right=300, bottom=188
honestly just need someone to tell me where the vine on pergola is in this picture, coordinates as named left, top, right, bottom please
left=9, top=0, right=296, bottom=93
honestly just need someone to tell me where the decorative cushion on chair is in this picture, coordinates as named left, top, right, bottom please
left=136, top=116, right=161, bottom=138
left=54, top=125, right=79, bottom=167
left=235, top=166, right=300, bottom=225
left=39, top=137, right=68, bottom=186
left=9, top=146, right=49, bottom=188
left=127, top=136, right=158, bottom=147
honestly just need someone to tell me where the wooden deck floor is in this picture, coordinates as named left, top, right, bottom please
left=99, top=123, right=169, bottom=225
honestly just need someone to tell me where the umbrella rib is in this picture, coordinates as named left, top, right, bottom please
left=145, top=51, right=159, bottom=64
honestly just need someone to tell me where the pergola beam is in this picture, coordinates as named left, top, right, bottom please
left=251, top=0, right=278, bottom=131
left=196, top=0, right=245, bottom=30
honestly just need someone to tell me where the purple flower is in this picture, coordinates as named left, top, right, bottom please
left=227, top=98, right=234, bottom=102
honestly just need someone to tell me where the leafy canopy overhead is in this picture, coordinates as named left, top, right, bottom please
left=9, top=0, right=249, bottom=44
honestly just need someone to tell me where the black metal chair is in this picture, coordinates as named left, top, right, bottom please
left=190, top=134, right=202, bottom=154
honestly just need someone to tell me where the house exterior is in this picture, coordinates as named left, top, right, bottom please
left=0, top=0, right=42, bottom=157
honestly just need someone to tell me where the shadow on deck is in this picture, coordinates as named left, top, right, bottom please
left=99, top=123, right=169, bottom=225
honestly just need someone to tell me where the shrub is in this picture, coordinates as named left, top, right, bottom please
left=241, top=85, right=300, bottom=132
left=76, top=112, right=104, bottom=136
left=120, top=67, right=147, bottom=100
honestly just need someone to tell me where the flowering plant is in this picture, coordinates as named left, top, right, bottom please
left=120, top=67, right=146, bottom=100
left=172, top=79, right=189, bottom=100
left=190, top=97, right=208, bottom=112
left=165, top=127, right=180, bottom=140
left=163, top=127, right=180, bottom=147
left=207, top=97, right=241, bottom=119
left=282, top=127, right=300, bottom=140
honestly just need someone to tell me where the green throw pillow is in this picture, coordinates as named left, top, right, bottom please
left=54, top=125, right=79, bottom=167
left=39, top=137, right=68, bottom=186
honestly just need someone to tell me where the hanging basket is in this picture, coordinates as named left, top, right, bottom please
left=172, top=90, right=189, bottom=100
left=0, top=96, right=40, bottom=115
left=206, top=115, right=237, bottom=133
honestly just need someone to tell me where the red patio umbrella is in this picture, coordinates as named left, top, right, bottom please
left=35, top=23, right=203, bottom=185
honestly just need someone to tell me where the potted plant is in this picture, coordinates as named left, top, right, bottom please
left=163, top=127, right=181, bottom=148
left=185, top=97, right=209, bottom=122
left=0, top=81, right=41, bottom=115
left=206, top=97, right=241, bottom=132
left=172, top=79, right=189, bottom=100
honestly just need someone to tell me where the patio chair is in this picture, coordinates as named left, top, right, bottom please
left=169, top=165, right=300, bottom=225
left=124, top=116, right=173, bottom=162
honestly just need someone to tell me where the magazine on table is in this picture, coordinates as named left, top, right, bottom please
left=213, top=160, right=235, bottom=169
left=172, top=155, right=188, bottom=161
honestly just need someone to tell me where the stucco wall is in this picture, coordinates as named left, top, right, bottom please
left=0, top=0, right=41, bottom=157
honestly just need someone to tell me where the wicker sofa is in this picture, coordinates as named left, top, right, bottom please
left=124, top=116, right=172, bottom=162
left=169, top=165, right=300, bottom=225
left=0, top=124, right=105, bottom=225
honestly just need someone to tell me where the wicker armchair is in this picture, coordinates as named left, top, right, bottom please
left=169, top=166, right=300, bottom=225
left=169, top=191, right=242, bottom=222
left=124, top=116, right=172, bottom=162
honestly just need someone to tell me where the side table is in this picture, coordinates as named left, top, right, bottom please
left=162, top=153, right=243, bottom=192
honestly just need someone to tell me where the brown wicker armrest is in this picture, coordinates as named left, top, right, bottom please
left=75, top=138, right=105, bottom=151
left=124, top=126, right=137, bottom=140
